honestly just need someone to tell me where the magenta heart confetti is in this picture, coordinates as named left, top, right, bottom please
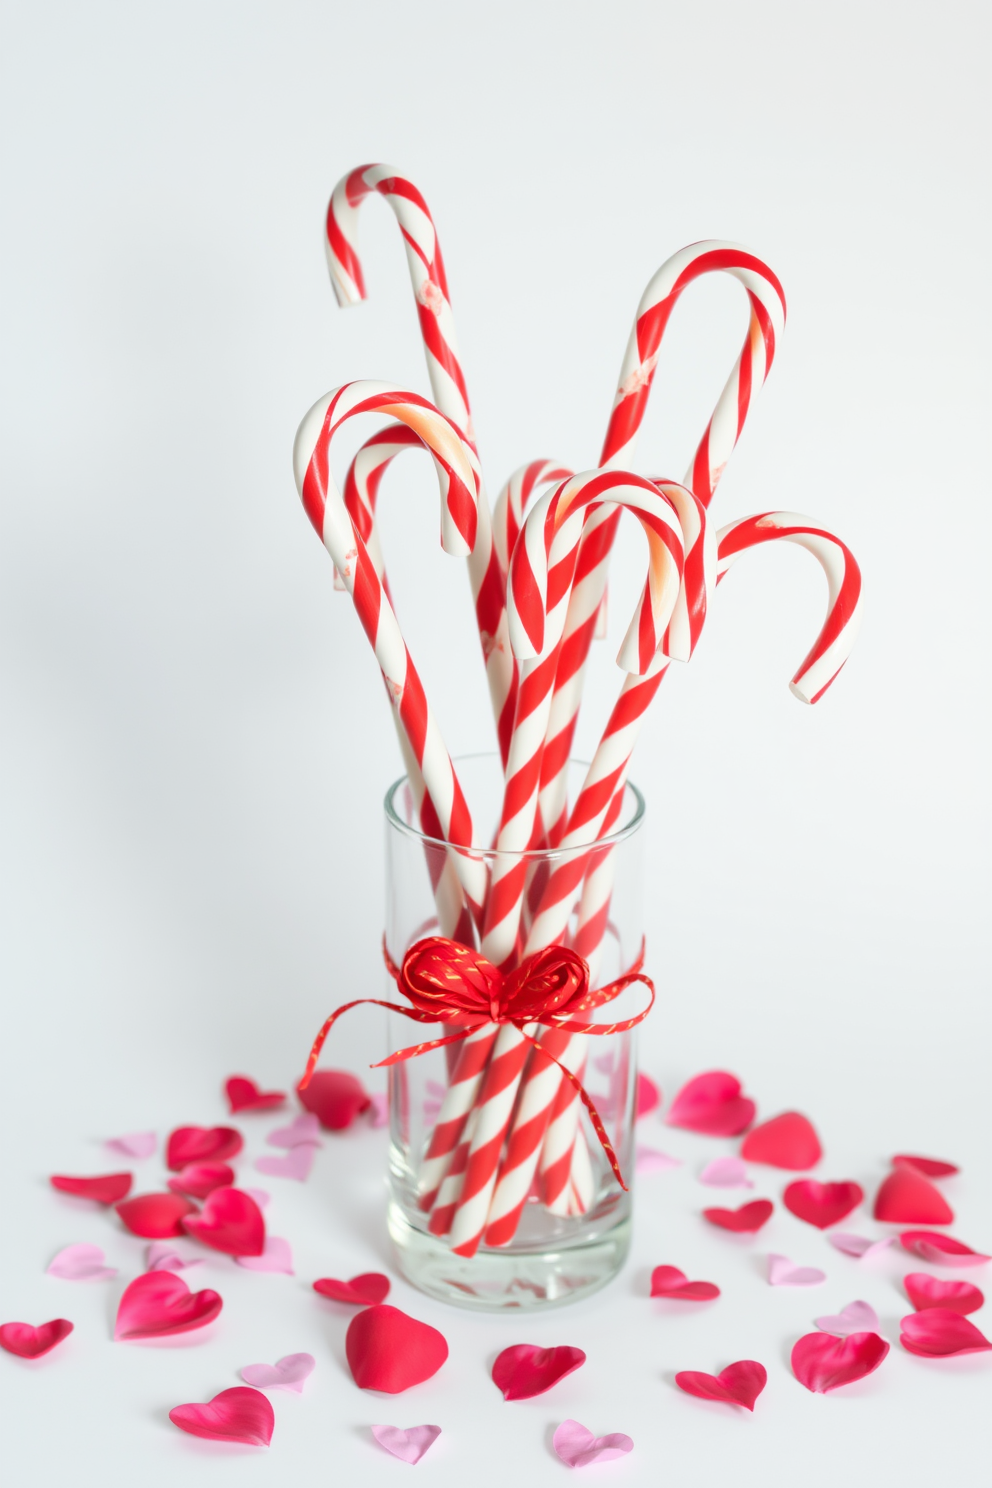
left=255, top=1145, right=316, bottom=1182
left=105, top=1132, right=157, bottom=1160
left=699, top=1157, right=753, bottom=1188
left=650, top=1266, right=720, bottom=1301
left=667, top=1071, right=755, bottom=1136
left=241, top=1352, right=315, bottom=1392
left=814, top=1301, right=880, bottom=1336
left=492, top=1343, right=586, bottom=1399
left=0, top=1319, right=74, bottom=1359
left=553, top=1419, right=633, bottom=1468
left=675, top=1360, right=767, bottom=1410
left=46, top=1244, right=117, bottom=1282
left=904, top=1272, right=984, bottom=1314
left=900, top=1309, right=992, bottom=1357
left=236, top=1236, right=294, bottom=1274
left=791, top=1331, right=889, bottom=1392
left=768, top=1254, right=827, bottom=1287
left=114, top=1271, right=223, bottom=1340
left=899, top=1231, right=991, bottom=1266
left=265, top=1113, right=322, bottom=1149
left=371, top=1424, right=441, bottom=1464
left=169, top=1386, right=273, bottom=1446
left=827, top=1232, right=895, bottom=1260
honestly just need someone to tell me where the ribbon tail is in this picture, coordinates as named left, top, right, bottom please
left=518, top=1027, right=630, bottom=1193
left=372, top=1023, right=487, bottom=1068
left=299, top=997, right=454, bottom=1088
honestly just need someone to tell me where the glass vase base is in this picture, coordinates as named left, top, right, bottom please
left=387, top=1201, right=631, bottom=1312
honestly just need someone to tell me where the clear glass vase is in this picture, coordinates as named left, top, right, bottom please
left=384, top=754, right=647, bottom=1311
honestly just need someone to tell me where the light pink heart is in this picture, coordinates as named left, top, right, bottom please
left=105, top=1131, right=157, bottom=1160
left=828, top=1232, right=895, bottom=1260
left=236, top=1236, right=294, bottom=1274
left=700, top=1157, right=753, bottom=1189
left=553, top=1419, right=633, bottom=1469
left=146, top=1240, right=203, bottom=1272
left=815, top=1300, right=880, bottom=1336
left=242, top=1187, right=270, bottom=1209
left=46, top=1243, right=117, bottom=1281
left=636, top=1146, right=681, bottom=1175
left=367, top=1092, right=389, bottom=1128
left=265, top=1114, right=322, bottom=1150
left=255, top=1146, right=315, bottom=1182
left=371, top=1424, right=441, bottom=1464
left=241, top=1352, right=314, bottom=1392
left=768, top=1253, right=827, bottom=1287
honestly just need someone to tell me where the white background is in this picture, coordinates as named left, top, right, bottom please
left=0, top=2, right=989, bottom=1484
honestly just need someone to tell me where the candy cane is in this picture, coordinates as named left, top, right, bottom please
left=538, top=241, right=787, bottom=845
left=325, top=164, right=515, bottom=758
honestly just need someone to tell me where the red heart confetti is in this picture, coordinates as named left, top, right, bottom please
left=904, top=1272, right=984, bottom=1315
left=675, top=1360, right=766, bottom=1410
left=491, top=1343, right=586, bottom=1399
left=346, top=1305, right=448, bottom=1392
left=893, top=1154, right=959, bottom=1179
left=703, top=1199, right=774, bottom=1233
left=313, top=1272, right=391, bottom=1306
left=166, top=1125, right=243, bottom=1171
left=169, top=1386, right=274, bottom=1446
left=667, top=1071, right=755, bottom=1136
left=650, top=1266, right=720, bottom=1301
left=0, top=1319, right=73, bottom=1359
left=50, top=1172, right=132, bottom=1205
left=114, top=1270, right=223, bottom=1340
left=740, top=1112, right=822, bottom=1170
left=182, top=1186, right=265, bottom=1257
left=874, top=1167, right=954, bottom=1225
left=900, top=1231, right=990, bottom=1266
left=116, top=1192, right=197, bottom=1238
left=900, top=1308, right=992, bottom=1357
left=791, top=1331, right=889, bottom=1392
left=637, top=1073, right=661, bottom=1118
left=167, top=1162, right=236, bottom=1200
left=297, top=1070, right=371, bottom=1130
left=784, top=1179, right=863, bottom=1229
left=225, top=1076, right=287, bottom=1114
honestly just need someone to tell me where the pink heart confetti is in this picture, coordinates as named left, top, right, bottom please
left=814, top=1301, right=881, bottom=1336
left=700, top=1157, right=753, bottom=1189
left=241, top=1352, right=315, bottom=1392
left=367, top=1092, right=389, bottom=1128
left=146, top=1241, right=203, bottom=1272
left=242, top=1187, right=270, bottom=1209
left=236, top=1236, right=294, bottom=1274
left=255, top=1145, right=316, bottom=1182
left=553, top=1419, right=633, bottom=1469
left=105, top=1131, right=156, bottom=1160
left=636, top=1146, right=681, bottom=1174
left=768, top=1254, right=827, bottom=1287
left=667, top=1070, right=755, bottom=1136
left=637, top=1072, right=661, bottom=1118
left=371, top=1424, right=441, bottom=1465
left=46, top=1244, right=117, bottom=1282
left=265, top=1114, right=322, bottom=1150
left=827, top=1232, right=895, bottom=1260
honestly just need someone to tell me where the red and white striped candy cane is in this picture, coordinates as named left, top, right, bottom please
left=325, top=164, right=515, bottom=760
left=538, top=242, right=787, bottom=845
left=292, top=380, right=487, bottom=918
left=492, top=459, right=573, bottom=576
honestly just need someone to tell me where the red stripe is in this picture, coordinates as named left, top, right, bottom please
left=351, top=546, right=381, bottom=648
left=737, top=309, right=754, bottom=438
left=325, top=200, right=366, bottom=298
left=399, top=662, right=429, bottom=765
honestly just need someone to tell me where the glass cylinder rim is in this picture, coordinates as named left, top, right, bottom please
left=383, top=751, right=646, bottom=860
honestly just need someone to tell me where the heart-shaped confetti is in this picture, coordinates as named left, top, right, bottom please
left=242, top=1187, right=270, bottom=1209
left=900, top=1231, right=990, bottom=1266
left=236, top=1236, right=294, bottom=1274
left=740, top=1111, right=822, bottom=1170
left=650, top=1266, right=720, bottom=1301
left=313, top=1272, right=391, bottom=1306
left=637, top=1073, right=660, bottom=1118
left=892, top=1154, right=958, bottom=1179
left=241, top=1352, right=315, bottom=1392
left=768, top=1254, right=826, bottom=1287
left=146, top=1241, right=203, bottom=1271
left=169, top=1386, right=273, bottom=1446
left=346, top=1305, right=448, bottom=1392
left=636, top=1146, right=681, bottom=1174
left=225, top=1076, right=286, bottom=1113
left=116, top=1192, right=197, bottom=1238
left=46, top=1243, right=117, bottom=1281
left=297, top=1069, right=371, bottom=1130
left=675, top=1360, right=766, bottom=1410
left=114, top=1270, right=223, bottom=1339
left=703, top=1199, right=773, bottom=1233
left=900, top=1308, right=991, bottom=1357
left=827, top=1232, right=895, bottom=1260
left=255, top=1145, right=316, bottom=1182
left=106, top=1132, right=156, bottom=1160
left=182, top=1186, right=265, bottom=1256
left=791, top=1331, right=889, bottom=1392
left=552, top=1419, right=634, bottom=1468
left=167, top=1162, right=236, bottom=1199
left=874, top=1167, right=954, bottom=1225
left=0, top=1319, right=73, bottom=1359
left=371, top=1424, right=441, bottom=1464
left=166, top=1126, right=243, bottom=1171
left=904, top=1272, right=984, bottom=1314
left=50, top=1172, right=132, bottom=1205
left=784, top=1179, right=863, bottom=1229
left=492, top=1343, right=586, bottom=1399
left=266, top=1113, right=322, bottom=1149
left=814, top=1300, right=880, bottom=1335
left=699, top=1157, right=752, bottom=1188
left=667, top=1071, right=755, bottom=1136
left=367, top=1092, right=389, bottom=1128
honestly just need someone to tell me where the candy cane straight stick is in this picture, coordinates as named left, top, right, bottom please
left=325, top=164, right=516, bottom=761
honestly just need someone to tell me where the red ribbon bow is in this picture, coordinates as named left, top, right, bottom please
left=300, top=936, right=654, bottom=1192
